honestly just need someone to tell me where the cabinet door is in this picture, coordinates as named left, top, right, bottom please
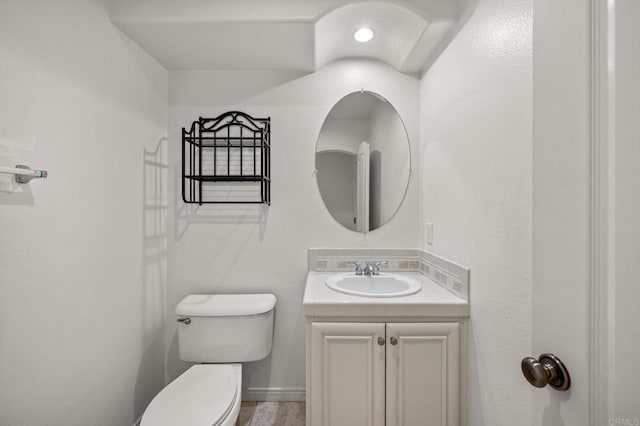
left=386, top=323, right=460, bottom=426
left=309, top=322, right=385, bottom=426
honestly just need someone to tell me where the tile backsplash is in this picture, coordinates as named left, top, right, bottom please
left=308, top=248, right=470, bottom=302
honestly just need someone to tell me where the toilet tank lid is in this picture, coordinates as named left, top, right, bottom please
left=176, top=294, right=277, bottom=316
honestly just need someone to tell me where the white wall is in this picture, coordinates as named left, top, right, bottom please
left=420, top=0, right=533, bottom=424
left=0, top=1, right=168, bottom=425
left=167, top=60, right=420, bottom=397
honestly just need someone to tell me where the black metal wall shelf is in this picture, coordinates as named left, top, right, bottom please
left=182, top=111, right=270, bottom=205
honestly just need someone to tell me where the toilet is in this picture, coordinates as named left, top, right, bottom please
left=141, top=293, right=277, bottom=426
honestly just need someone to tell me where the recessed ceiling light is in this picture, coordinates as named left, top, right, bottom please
left=353, top=27, right=374, bottom=43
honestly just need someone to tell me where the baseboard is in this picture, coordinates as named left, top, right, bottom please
left=244, top=387, right=306, bottom=402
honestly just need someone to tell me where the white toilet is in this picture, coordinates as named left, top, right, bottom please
left=141, top=293, right=277, bottom=426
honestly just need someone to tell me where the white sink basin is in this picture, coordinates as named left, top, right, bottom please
left=325, top=273, right=422, bottom=298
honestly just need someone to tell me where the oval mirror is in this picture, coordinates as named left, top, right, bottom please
left=315, top=91, right=411, bottom=232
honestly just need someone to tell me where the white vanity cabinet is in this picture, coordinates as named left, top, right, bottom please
left=308, top=321, right=462, bottom=426
left=309, top=322, right=386, bottom=426
left=385, top=322, right=460, bottom=426
left=304, top=270, right=469, bottom=426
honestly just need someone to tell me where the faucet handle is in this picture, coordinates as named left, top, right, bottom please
left=347, top=261, right=364, bottom=275
left=372, top=261, right=389, bottom=275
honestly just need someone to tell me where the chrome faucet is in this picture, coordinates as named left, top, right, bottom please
left=348, top=260, right=389, bottom=276
left=363, top=262, right=375, bottom=276
left=347, top=261, right=364, bottom=275
left=372, top=261, right=388, bottom=276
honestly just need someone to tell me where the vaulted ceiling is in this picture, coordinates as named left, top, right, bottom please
left=110, top=0, right=467, bottom=76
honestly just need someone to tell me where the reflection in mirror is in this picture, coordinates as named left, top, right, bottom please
left=315, top=91, right=410, bottom=232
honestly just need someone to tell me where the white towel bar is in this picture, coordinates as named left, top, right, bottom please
left=0, top=164, right=48, bottom=183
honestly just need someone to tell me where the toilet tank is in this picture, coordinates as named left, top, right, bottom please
left=176, top=294, right=277, bottom=363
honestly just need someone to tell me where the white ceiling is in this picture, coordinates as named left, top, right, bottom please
left=110, top=0, right=464, bottom=75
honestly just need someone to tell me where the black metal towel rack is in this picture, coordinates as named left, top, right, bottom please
left=182, top=111, right=271, bottom=205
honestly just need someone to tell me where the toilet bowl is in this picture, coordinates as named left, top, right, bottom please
left=141, top=364, right=241, bottom=426
left=141, top=294, right=277, bottom=426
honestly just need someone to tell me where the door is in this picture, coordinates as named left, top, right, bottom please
left=532, top=0, right=640, bottom=425
left=309, top=322, right=385, bottom=426
left=356, top=141, right=370, bottom=232
left=386, top=323, right=460, bottom=426
left=599, top=0, right=640, bottom=425
left=533, top=0, right=592, bottom=424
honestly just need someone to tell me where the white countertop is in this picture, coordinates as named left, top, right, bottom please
left=303, top=271, right=469, bottom=318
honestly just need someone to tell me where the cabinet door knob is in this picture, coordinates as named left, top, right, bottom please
left=377, top=337, right=385, bottom=345
left=390, top=337, right=398, bottom=345
left=521, top=353, right=570, bottom=391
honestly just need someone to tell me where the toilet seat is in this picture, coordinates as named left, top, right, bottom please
left=141, top=364, right=241, bottom=426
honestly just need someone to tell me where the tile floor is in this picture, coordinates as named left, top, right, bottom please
left=237, top=402, right=306, bottom=426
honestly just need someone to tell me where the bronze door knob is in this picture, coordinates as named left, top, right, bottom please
left=521, top=353, right=571, bottom=391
